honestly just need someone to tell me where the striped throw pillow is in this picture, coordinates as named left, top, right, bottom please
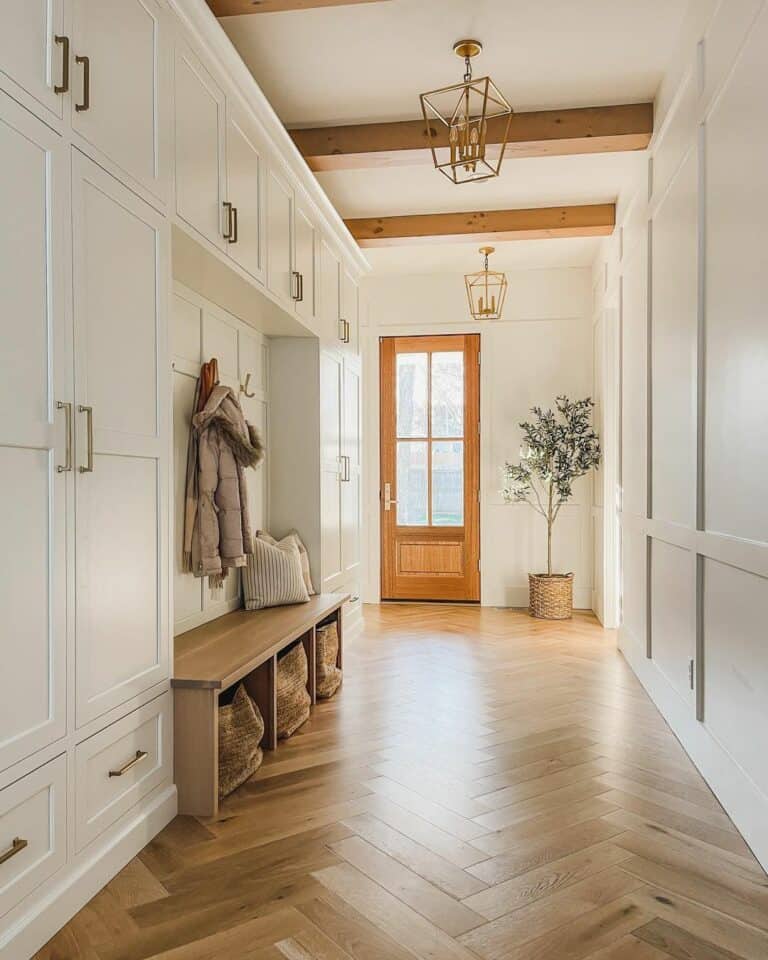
left=243, top=536, right=310, bottom=610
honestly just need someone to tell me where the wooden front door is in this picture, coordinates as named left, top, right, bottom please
left=380, top=334, right=480, bottom=601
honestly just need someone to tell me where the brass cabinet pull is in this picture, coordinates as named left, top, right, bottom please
left=109, top=750, right=148, bottom=778
left=222, top=201, right=233, bottom=240
left=340, top=454, right=350, bottom=482
left=239, top=372, right=255, bottom=399
left=291, top=270, right=302, bottom=301
left=339, top=318, right=350, bottom=344
left=75, top=55, right=89, bottom=111
left=54, top=36, right=69, bottom=94
left=78, top=404, right=93, bottom=473
left=56, top=401, right=72, bottom=473
left=0, top=837, right=27, bottom=866
left=230, top=205, right=238, bottom=244
left=298, top=272, right=304, bottom=303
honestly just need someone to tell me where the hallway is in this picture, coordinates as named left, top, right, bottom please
left=37, top=606, right=768, bottom=960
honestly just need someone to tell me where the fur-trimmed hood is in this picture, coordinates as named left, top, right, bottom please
left=193, top=384, right=264, bottom=468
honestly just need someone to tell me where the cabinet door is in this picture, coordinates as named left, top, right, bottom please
left=341, top=358, right=362, bottom=584
left=318, top=235, right=341, bottom=345
left=340, top=266, right=359, bottom=354
left=0, top=95, right=67, bottom=772
left=0, top=0, right=65, bottom=122
left=71, top=0, right=164, bottom=198
left=266, top=167, right=294, bottom=306
left=293, top=203, right=316, bottom=327
left=174, top=44, right=226, bottom=249
left=226, top=108, right=264, bottom=283
left=320, top=350, right=344, bottom=591
left=72, top=152, right=169, bottom=728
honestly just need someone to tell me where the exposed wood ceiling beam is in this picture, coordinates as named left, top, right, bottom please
left=207, top=0, right=390, bottom=15
left=345, top=204, right=616, bottom=247
left=291, top=103, right=652, bottom=171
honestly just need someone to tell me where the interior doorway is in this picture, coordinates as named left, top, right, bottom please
left=380, top=334, right=480, bottom=601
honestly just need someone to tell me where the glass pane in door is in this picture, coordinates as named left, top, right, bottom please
left=396, top=353, right=428, bottom=438
left=431, top=352, right=464, bottom=437
left=432, top=441, right=464, bottom=525
left=397, top=441, right=428, bottom=525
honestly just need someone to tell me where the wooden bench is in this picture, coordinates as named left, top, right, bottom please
left=172, top=593, right=346, bottom=817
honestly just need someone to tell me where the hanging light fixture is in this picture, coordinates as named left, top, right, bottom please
left=420, top=39, right=513, bottom=185
left=465, top=246, right=507, bottom=320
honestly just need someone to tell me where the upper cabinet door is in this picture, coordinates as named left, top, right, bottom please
left=340, top=267, right=359, bottom=355
left=0, top=0, right=65, bottom=122
left=225, top=107, right=265, bottom=284
left=318, top=235, right=341, bottom=346
left=71, top=0, right=165, bottom=199
left=293, top=203, right=316, bottom=328
left=72, top=152, right=169, bottom=728
left=0, top=93, right=68, bottom=773
left=266, top=167, right=294, bottom=307
left=174, top=44, right=226, bottom=250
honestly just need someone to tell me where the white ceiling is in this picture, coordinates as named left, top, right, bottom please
left=221, top=0, right=689, bottom=274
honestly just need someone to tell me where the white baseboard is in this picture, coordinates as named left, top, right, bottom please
left=1, top=783, right=177, bottom=960
left=485, top=586, right=593, bottom=610
left=619, top=629, right=768, bottom=872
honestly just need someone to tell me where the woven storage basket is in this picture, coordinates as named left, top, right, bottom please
left=528, top=572, right=574, bottom=620
left=276, top=642, right=311, bottom=739
left=218, top=684, right=264, bottom=799
left=316, top=622, right=342, bottom=699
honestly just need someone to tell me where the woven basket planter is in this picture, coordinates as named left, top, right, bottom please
left=276, top=642, right=311, bottom=739
left=528, top=572, right=574, bottom=620
left=218, top=684, right=264, bottom=799
left=316, top=622, right=342, bottom=700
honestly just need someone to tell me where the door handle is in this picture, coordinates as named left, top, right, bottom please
left=108, top=750, right=148, bottom=778
left=56, top=401, right=72, bottom=473
left=0, top=837, right=27, bottom=866
left=75, top=54, right=89, bottom=111
left=383, top=482, right=397, bottom=511
left=230, top=205, right=238, bottom=244
left=54, top=36, right=69, bottom=94
left=222, top=201, right=233, bottom=240
left=78, top=404, right=94, bottom=473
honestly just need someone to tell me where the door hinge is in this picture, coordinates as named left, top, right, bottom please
left=688, top=658, right=695, bottom=690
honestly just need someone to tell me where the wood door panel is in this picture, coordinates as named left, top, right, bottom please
left=380, top=334, right=480, bottom=601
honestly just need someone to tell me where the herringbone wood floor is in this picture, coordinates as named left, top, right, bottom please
left=36, top=605, right=768, bottom=960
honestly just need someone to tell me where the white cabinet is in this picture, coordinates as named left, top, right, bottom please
left=318, top=235, right=342, bottom=345
left=266, top=167, right=294, bottom=306
left=320, top=350, right=344, bottom=591
left=0, top=0, right=66, bottom=121
left=70, top=0, right=165, bottom=198
left=72, top=151, right=169, bottom=728
left=341, top=358, right=362, bottom=586
left=294, top=202, right=316, bottom=326
left=174, top=43, right=226, bottom=249
left=0, top=93, right=68, bottom=773
left=340, top=266, right=359, bottom=354
left=225, top=106, right=265, bottom=284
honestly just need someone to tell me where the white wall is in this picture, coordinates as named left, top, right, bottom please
left=595, top=0, right=768, bottom=869
left=361, top=267, right=596, bottom=609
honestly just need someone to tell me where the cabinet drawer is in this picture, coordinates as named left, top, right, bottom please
left=0, top=755, right=67, bottom=918
left=75, top=694, right=171, bottom=852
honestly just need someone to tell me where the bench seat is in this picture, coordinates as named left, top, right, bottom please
left=172, top=593, right=347, bottom=817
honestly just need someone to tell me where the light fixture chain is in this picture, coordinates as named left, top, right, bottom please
left=464, top=55, right=472, bottom=82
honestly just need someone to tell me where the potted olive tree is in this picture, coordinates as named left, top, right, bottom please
left=502, top=396, right=601, bottom=619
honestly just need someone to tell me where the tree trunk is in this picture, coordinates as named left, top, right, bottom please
left=547, top=481, right=553, bottom=576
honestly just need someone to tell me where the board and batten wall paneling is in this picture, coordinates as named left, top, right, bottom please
left=171, top=284, right=269, bottom=635
left=599, top=0, right=768, bottom=870
left=361, top=268, right=595, bottom=609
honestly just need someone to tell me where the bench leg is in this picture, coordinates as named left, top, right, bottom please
left=245, top=655, right=277, bottom=751
left=174, top=686, right=218, bottom=819
left=303, top=627, right=317, bottom=705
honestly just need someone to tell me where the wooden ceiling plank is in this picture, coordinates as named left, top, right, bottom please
left=207, top=0, right=390, bottom=15
left=290, top=103, right=653, bottom=171
left=345, top=204, right=616, bottom=248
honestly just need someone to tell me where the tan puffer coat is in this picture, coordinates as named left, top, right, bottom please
left=184, top=384, right=264, bottom=580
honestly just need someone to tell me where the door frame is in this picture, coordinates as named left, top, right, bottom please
left=362, top=322, right=485, bottom=605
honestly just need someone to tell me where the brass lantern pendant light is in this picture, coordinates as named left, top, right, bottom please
left=465, top=246, right=508, bottom=320
left=420, top=40, right=513, bottom=185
